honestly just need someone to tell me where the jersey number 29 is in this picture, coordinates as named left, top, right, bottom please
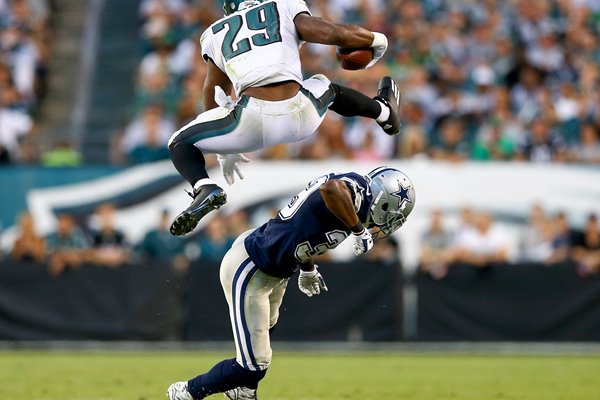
left=212, top=2, right=282, bottom=61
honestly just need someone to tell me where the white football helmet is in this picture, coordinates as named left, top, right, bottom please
left=365, top=166, right=415, bottom=238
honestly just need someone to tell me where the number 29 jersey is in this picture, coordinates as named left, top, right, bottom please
left=201, top=0, right=310, bottom=97
left=244, top=172, right=374, bottom=278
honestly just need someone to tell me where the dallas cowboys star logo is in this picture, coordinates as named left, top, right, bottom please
left=390, top=181, right=412, bottom=208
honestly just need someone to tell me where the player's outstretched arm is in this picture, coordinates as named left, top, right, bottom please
left=203, top=59, right=234, bottom=110
left=294, top=13, right=373, bottom=48
left=294, top=13, right=387, bottom=67
left=320, top=180, right=373, bottom=255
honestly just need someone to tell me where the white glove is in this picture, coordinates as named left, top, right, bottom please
left=214, top=85, right=235, bottom=109
left=298, top=266, right=328, bottom=297
left=353, top=228, right=374, bottom=256
left=217, top=153, right=250, bottom=185
left=366, top=32, right=388, bottom=69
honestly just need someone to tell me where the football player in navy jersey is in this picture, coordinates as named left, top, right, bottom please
left=167, top=166, right=415, bottom=400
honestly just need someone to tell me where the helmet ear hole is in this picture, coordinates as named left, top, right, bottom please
left=381, top=202, right=389, bottom=211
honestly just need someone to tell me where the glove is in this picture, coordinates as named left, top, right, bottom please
left=353, top=227, right=374, bottom=256
left=298, top=266, right=328, bottom=297
left=366, top=32, right=388, bottom=69
left=214, top=85, right=235, bottom=109
left=217, top=153, right=250, bottom=185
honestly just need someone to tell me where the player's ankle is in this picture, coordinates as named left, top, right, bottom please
left=375, top=99, right=390, bottom=123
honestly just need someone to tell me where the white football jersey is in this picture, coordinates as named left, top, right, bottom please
left=201, top=0, right=310, bottom=96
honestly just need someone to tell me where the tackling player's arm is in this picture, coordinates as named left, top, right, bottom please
left=320, top=179, right=364, bottom=233
left=203, top=58, right=233, bottom=110
left=320, top=179, right=374, bottom=256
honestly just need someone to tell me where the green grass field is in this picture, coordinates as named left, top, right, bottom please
left=0, top=351, right=598, bottom=400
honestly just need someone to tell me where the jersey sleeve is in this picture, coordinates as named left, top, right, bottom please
left=279, top=0, right=311, bottom=19
left=200, top=28, right=215, bottom=64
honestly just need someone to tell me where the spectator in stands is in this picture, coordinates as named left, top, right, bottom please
left=46, top=213, right=89, bottom=276
left=196, top=213, right=234, bottom=264
left=429, top=118, right=470, bottom=162
left=471, top=117, right=516, bottom=161
left=521, top=204, right=554, bottom=263
left=570, top=124, right=600, bottom=164
left=420, top=209, right=454, bottom=279
left=396, top=101, right=427, bottom=158
left=510, top=66, right=544, bottom=122
left=454, top=211, right=510, bottom=267
left=11, top=211, right=45, bottom=262
left=0, top=22, right=39, bottom=99
left=0, top=81, right=33, bottom=164
left=514, top=119, right=568, bottom=162
left=119, top=103, right=173, bottom=164
left=133, top=70, right=179, bottom=116
left=137, top=209, right=188, bottom=269
left=89, top=203, right=129, bottom=268
left=545, top=211, right=572, bottom=265
left=572, top=213, right=600, bottom=276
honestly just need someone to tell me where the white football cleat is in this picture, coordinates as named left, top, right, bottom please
left=167, top=381, right=194, bottom=400
left=224, top=387, right=258, bottom=400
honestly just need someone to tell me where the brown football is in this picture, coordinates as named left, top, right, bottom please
left=336, top=47, right=374, bottom=70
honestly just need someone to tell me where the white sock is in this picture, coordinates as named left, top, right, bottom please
left=193, top=178, right=216, bottom=191
left=375, top=100, right=390, bottom=123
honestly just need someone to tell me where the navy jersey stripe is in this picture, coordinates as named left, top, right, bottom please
left=231, top=257, right=253, bottom=369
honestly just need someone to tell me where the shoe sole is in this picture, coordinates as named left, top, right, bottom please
left=170, top=191, right=227, bottom=236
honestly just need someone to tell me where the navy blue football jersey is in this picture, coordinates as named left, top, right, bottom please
left=244, top=172, right=373, bottom=278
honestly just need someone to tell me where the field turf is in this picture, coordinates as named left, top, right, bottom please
left=0, top=351, right=598, bottom=399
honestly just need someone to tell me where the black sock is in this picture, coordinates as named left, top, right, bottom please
left=329, top=84, right=382, bottom=119
left=169, top=141, right=209, bottom=186
left=187, top=358, right=267, bottom=399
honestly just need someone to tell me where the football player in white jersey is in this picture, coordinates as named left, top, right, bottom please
left=166, top=167, right=415, bottom=400
left=168, top=0, right=401, bottom=236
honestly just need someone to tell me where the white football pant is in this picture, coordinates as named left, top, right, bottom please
left=219, top=229, right=288, bottom=371
left=167, top=75, right=333, bottom=154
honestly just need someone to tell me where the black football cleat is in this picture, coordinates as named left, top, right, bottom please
left=170, top=183, right=227, bottom=236
left=375, top=76, right=401, bottom=136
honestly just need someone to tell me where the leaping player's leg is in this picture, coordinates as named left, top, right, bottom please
left=167, top=106, right=234, bottom=236
left=330, top=78, right=401, bottom=136
left=300, top=74, right=401, bottom=136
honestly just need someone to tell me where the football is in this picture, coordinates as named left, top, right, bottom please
left=336, top=47, right=374, bottom=70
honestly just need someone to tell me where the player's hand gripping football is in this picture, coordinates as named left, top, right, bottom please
left=217, top=153, right=250, bottom=185
left=366, top=32, right=388, bottom=69
left=352, top=227, right=374, bottom=256
left=298, top=266, right=328, bottom=297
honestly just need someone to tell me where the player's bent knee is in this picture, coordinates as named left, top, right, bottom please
left=167, top=131, right=182, bottom=149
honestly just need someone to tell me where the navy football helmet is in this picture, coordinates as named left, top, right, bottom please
left=365, top=166, right=415, bottom=238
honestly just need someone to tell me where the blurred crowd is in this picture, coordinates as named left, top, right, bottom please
left=3, top=201, right=599, bottom=277
left=116, top=0, right=600, bottom=165
left=419, top=206, right=600, bottom=278
left=3, top=203, right=258, bottom=276
left=0, top=0, right=50, bottom=164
